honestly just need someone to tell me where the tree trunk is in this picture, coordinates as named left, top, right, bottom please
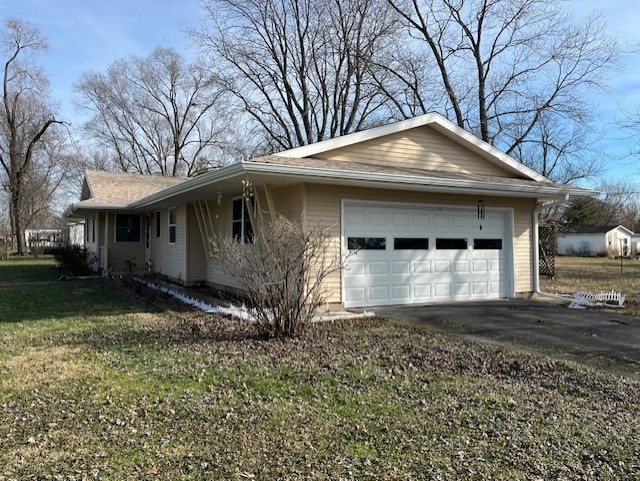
left=12, top=188, right=25, bottom=255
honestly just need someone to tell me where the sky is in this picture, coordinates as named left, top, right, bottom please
left=0, top=0, right=639, bottom=188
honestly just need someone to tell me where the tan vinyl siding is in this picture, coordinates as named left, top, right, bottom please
left=320, top=125, right=513, bottom=177
left=205, top=197, right=240, bottom=289
left=305, top=183, right=536, bottom=304
left=270, top=184, right=304, bottom=221
left=205, top=184, right=304, bottom=289
left=187, top=204, right=207, bottom=283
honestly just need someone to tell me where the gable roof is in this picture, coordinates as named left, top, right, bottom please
left=274, top=113, right=548, bottom=182
left=567, top=225, right=634, bottom=235
left=65, top=171, right=188, bottom=217
left=82, top=171, right=188, bottom=204
left=65, top=114, right=597, bottom=216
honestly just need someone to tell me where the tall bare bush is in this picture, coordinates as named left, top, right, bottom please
left=213, top=215, right=341, bottom=338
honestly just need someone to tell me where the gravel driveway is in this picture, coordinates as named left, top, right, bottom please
left=377, top=298, right=640, bottom=378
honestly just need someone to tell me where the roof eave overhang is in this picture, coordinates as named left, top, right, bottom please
left=64, top=202, right=134, bottom=219
left=243, top=162, right=596, bottom=200
left=86, top=161, right=594, bottom=212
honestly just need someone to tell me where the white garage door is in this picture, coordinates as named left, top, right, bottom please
left=343, top=202, right=510, bottom=308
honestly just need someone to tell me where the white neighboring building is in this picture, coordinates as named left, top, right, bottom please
left=557, top=225, right=634, bottom=257
left=64, top=221, right=85, bottom=246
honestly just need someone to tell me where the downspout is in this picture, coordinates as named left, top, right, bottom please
left=533, top=194, right=570, bottom=300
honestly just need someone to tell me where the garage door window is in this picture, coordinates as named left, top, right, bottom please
left=436, top=238, right=467, bottom=249
left=348, top=237, right=386, bottom=250
left=474, top=238, right=502, bottom=250
left=394, top=237, right=429, bottom=250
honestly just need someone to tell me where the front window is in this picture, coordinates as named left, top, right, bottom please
left=232, top=198, right=253, bottom=243
left=115, top=214, right=141, bottom=242
left=168, top=207, right=176, bottom=244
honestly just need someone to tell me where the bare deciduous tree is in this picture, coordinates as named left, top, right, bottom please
left=76, top=47, right=229, bottom=177
left=387, top=0, right=617, bottom=182
left=560, top=179, right=640, bottom=230
left=0, top=18, right=65, bottom=255
left=192, top=0, right=400, bottom=152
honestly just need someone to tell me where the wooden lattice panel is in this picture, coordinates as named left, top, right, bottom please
left=538, top=226, right=556, bottom=279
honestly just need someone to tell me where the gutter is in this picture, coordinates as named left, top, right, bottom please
left=246, top=162, right=595, bottom=198
left=532, top=195, right=572, bottom=301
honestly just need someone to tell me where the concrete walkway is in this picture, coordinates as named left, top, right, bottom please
left=377, top=298, right=640, bottom=378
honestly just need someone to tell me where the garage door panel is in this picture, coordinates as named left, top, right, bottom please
left=472, top=259, right=488, bottom=272
left=347, top=260, right=366, bottom=275
left=453, top=282, right=470, bottom=296
left=344, top=203, right=509, bottom=307
left=433, top=214, right=451, bottom=227
left=490, top=281, right=504, bottom=294
left=369, top=261, right=389, bottom=275
left=452, top=214, right=470, bottom=227
left=413, top=283, right=431, bottom=297
left=392, top=261, right=410, bottom=274
left=413, top=261, right=431, bottom=273
left=434, top=260, right=451, bottom=272
left=345, top=209, right=367, bottom=226
left=391, top=212, right=410, bottom=226
left=434, top=283, right=451, bottom=297
left=412, top=213, right=430, bottom=227
left=369, top=212, right=389, bottom=226
left=370, top=286, right=389, bottom=301
left=472, top=282, right=488, bottom=295
left=454, top=260, right=469, bottom=273
left=392, top=285, right=410, bottom=300
left=345, top=286, right=366, bottom=303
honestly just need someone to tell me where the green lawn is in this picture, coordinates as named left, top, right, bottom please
left=0, top=260, right=639, bottom=479
left=0, top=256, right=58, bottom=283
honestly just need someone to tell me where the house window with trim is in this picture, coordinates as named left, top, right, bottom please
left=115, top=214, right=141, bottom=242
left=232, top=198, right=253, bottom=243
left=156, top=211, right=161, bottom=237
left=168, top=207, right=176, bottom=244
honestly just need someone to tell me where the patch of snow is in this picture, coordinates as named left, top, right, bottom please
left=146, top=282, right=255, bottom=321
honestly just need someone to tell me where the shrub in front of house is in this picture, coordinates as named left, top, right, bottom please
left=54, top=245, right=96, bottom=277
left=213, top=214, right=340, bottom=338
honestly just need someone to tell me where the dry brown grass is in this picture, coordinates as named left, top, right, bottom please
left=1, top=346, right=95, bottom=391
left=541, top=256, right=640, bottom=316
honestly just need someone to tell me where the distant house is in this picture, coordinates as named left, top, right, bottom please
left=65, top=113, right=594, bottom=308
left=25, top=228, right=64, bottom=252
left=557, top=225, right=634, bottom=257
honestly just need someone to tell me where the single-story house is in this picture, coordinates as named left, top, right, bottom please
left=65, top=113, right=593, bottom=308
left=557, top=225, right=634, bottom=257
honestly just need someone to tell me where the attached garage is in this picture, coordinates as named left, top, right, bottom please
left=342, top=201, right=514, bottom=308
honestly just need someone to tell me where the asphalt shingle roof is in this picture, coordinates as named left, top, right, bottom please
left=82, top=170, right=188, bottom=206
left=247, top=155, right=562, bottom=189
